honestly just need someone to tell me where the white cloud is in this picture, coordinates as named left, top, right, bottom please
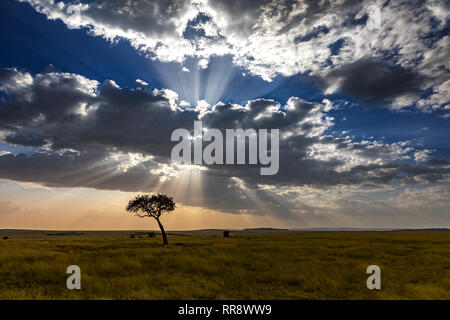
left=135, top=79, right=149, bottom=86
left=414, top=149, right=433, bottom=163
left=417, top=80, right=450, bottom=112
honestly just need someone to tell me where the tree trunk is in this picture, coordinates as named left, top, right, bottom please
left=156, top=218, right=168, bottom=245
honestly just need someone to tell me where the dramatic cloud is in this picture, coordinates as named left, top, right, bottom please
left=1, top=67, right=449, bottom=215
left=18, top=0, right=450, bottom=113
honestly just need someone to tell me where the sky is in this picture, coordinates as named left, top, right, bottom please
left=0, top=0, right=449, bottom=230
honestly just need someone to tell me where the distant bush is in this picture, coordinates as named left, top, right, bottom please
left=129, top=234, right=135, bottom=238
left=223, top=230, right=230, bottom=238
left=2, top=236, right=8, bottom=240
left=148, top=232, right=155, bottom=238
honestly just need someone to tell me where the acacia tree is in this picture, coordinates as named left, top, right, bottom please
left=126, top=194, right=175, bottom=245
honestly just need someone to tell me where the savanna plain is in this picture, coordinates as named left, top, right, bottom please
left=0, top=230, right=449, bottom=299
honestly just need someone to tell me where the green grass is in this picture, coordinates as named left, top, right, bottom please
left=0, top=231, right=449, bottom=299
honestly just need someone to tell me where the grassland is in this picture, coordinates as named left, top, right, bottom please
left=0, top=230, right=449, bottom=299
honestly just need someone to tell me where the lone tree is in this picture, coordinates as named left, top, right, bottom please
left=126, top=194, right=175, bottom=245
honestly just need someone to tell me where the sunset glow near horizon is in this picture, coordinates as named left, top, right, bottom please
left=0, top=0, right=449, bottom=230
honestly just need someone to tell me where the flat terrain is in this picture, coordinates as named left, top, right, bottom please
left=0, top=230, right=449, bottom=299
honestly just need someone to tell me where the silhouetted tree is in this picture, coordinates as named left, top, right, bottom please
left=126, top=194, right=175, bottom=245
left=223, top=230, right=230, bottom=238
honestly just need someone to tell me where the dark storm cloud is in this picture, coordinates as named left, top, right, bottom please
left=54, top=80, right=198, bottom=158
left=428, top=159, right=450, bottom=166
left=0, top=69, right=97, bottom=125
left=0, top=68, right=449, bottom=215
left=315, top=59, right=426, bottom=106
left=201, top=98, right=316, bottom=130
left=4, top=130, right=47, bottom=147
left=0, top=69, right=198, bottom=158
left=0, top=68, right=16, bottom=82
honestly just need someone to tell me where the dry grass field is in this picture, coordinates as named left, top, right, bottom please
left=0, top=230, right=449, bottom=299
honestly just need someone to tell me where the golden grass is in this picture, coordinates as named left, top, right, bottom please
left=0, top=231, right=449, bottom=299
